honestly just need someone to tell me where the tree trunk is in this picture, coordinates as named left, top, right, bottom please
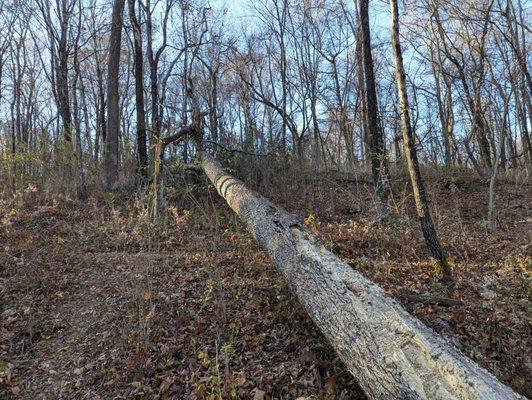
left=72, top=50, right=87, bottom=198
left=79, top=75, right=93, bottom=160
left=94, top=60, right=106, bottom=162
left=151, top=139, right=164, bottom=219
left=57, top=7, right=73, bottom=144
left=209, top=70, right=219, bottom=143
left=430, top=46, right=452, bottom=166
left=358, top=0, right=389, bottom=214
left=145, top=0, right=161, bottom=143
left=199, top=151, right=522, bottom=400
left=487, top=139, right=503, bottom=232
left=389, top=0, right=452, bottom=283
left=104, top=0, right=125, bottom=190
left=127, top=0, right=148, bottom=179
left=515, top=88, right=532, bottom=175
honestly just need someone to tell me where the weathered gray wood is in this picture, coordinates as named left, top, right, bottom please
left=200, top=152, right=524, bottom=400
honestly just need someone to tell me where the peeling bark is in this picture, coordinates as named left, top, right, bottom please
left=200, top=152, right=523, bottom=400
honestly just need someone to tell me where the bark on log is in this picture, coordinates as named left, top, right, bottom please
left=200, top=152, right=523, bottom=400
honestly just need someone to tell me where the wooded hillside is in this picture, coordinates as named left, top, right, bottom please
left=0, top=0, right=530, bottom=398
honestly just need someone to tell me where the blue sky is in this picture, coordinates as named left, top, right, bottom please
left=211, top=0, right=393, bottom=34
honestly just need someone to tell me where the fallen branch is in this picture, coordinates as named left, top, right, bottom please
left=199, top=151, right=523, bottom=400
left=404, top=291, right=464, bottom=307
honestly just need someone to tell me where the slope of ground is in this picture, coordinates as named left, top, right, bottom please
left=259, top=168, right=531, bottom=396
left=0, top=195, right=361, bottom=399
left=0, top=169, right=530, bottom=399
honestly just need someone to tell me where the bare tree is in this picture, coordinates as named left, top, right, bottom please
left=105, top=0, right=126, bottom=189
left=127, top=0, right=148, bottom=178
left=358, top=0, right=389, bottom=216
left=36, top=0, right=76, bottom=144
left=390, top=0, right=453, bottom=283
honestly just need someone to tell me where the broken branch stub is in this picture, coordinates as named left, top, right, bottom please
left=200, top=152, right=523, bottom=400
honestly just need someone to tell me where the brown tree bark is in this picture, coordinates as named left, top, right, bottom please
left=90, top=10, right=107, bottom=163
left=57, top=19, right=72, bottom=143
left=104, top=0, right=126, bottom=190
left=145, top=0, right=160, bottom=142
left=72, top=15, right=87, bottom=199
left=358, top=0, right=389, bottom=214
left=127, top=0, right=148, bottom=179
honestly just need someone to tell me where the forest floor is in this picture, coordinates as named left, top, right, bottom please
left=0, top=167, right=530, bottom=399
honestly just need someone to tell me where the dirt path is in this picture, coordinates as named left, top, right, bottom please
left=2, top=250, right=145, bottom=398
left=13, top=256, right=121, bottom=398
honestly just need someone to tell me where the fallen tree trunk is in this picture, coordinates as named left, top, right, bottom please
left=200, top=152, right=523, bottom=400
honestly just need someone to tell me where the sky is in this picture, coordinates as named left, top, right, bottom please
left=211, top=0, right=393, bottom=35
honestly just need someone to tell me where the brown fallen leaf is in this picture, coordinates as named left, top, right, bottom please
left=324, top=375, right=338, bottom=395
left=159, top=376, right=174, bottom=393
left=142, top=288, right=151, bottom=301
left=231, top=371, right=246, bottom=386
left=252, top=387, right=266, bottom=400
